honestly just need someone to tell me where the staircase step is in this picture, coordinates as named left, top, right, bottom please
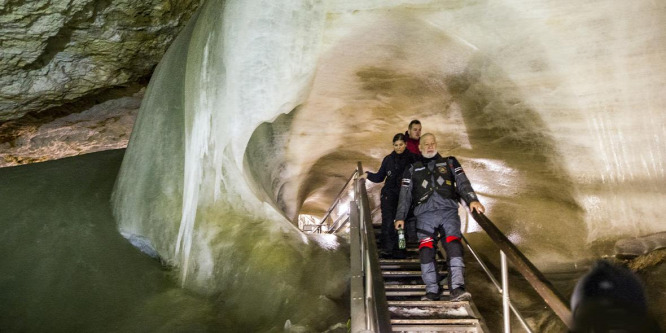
left=381, top=262, right=446, bottom=270
left=385, top=284, right=450, bottom=300
left=381, top=263, right=422, bottom=270
left=377, top=255, right=421, bottom=261
left=382, top=270, right=447, bottom=278
left=387, top=300, right=475, bottom=319
left=384, top=284, right=430, bottom=290
left=388, top=300, right=471, bottom=306
left=386, top=290, right=451, bottom=297
left=391, top=323, right=482, bottom=333
left=382, top=270, right=423, bottom=278
left=391, top=318, right=480, bottom=325
left=380, top=258, right=446, bottom=265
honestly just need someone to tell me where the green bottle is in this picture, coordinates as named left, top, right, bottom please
left=398, top=228, right=406, bottom=249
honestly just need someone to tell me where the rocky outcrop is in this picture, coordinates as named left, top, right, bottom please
left=0, top=0, right=201, bottom=121
left=615, top=232, right=666, bottom=259
left=0, top=88, right=143, bottom=167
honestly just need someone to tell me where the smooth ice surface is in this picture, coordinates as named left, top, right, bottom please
left=112, top=0, right=666, bottom=330
left=112, top=0, right=349, bottom=331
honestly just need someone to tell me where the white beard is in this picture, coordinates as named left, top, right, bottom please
left=422, top=151, right=436, bottom=158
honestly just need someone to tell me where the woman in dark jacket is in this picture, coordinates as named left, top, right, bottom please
left=362, top=133, right=417, bottom=258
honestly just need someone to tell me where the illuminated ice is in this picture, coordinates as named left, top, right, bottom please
left=112, top=0, right=666, bottom=329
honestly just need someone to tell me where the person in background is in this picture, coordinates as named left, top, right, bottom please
left=405, top=119, right=422, bottom=155
left=361, top=133, right=417, bottom=259
left=570, top=260, right=661, bottom=333
left=394, top=133, right=485, bottom=301
left=403, top=119, right=422, bottom=241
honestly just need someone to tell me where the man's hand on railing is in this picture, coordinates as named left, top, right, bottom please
left=394, top=220, right=404, bottom=230
left=469, top=201, right=485, bottom=214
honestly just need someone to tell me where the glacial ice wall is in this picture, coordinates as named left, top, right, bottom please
left=283, top=0, right=665, bottom=262
left=112, top=0, right=666, bottom=329
left=112, top=0, right=349, bottom=330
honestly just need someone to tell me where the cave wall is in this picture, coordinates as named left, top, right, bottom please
left=0, top=0, right=201, bottom=121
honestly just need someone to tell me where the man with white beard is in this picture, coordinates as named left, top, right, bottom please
left=394, top=133, right=485, bottom=301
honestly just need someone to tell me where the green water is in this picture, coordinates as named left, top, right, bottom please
left=0, top=150, right=216, bottom=332
left=3, top=149, right=661, bottom=332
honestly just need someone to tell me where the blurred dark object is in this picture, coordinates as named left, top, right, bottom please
left=570, top=260, right=661, bottom=332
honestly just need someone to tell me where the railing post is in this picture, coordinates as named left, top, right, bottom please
left=356, top=162, right=392, bottom=332
left=349, top=200, right=366, bottom=332
left=365, top=253, right=375, bottom=331
left=471, top=211, right=572, bottom=328
left=464, top=236, right=534, bottom=332
left=312, top=169, right=357, bottom=233
left=501, top=251, right=511, bottom=333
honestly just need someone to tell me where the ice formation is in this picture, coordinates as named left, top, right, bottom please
left=112, top=0, right=666, bottom=329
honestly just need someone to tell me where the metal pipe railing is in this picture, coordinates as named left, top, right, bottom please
left=470, top=210, right=573, bottom=330
left=349, top=200, right=365, bottom=330
left=328, top=213, right=349, bottom=234
left=349, top=162, right=391, bottom=333
left=501, top=251, right=511, bottom=333
left=346, top=159, right=570, bottom=331
left=312, top=169, right=357, bottom=233
left=358, top=162, right=392, bottom=332
left=462, top=235, right=533, bottom=333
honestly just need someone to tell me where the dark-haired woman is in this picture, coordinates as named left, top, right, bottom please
left=362, top=133, right=417, bottom=258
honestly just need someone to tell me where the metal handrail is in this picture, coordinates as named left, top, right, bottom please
left=462, top=235, right=534, bottom=333
left=328, top=205, right=377, bottom=234
left=349, top=162, right=392, bottom=333
left=312, top=169, right=357, bottom=233
left=329, top=213, right=349, bottom=234
left=469, top=210, right=573, bottom=330
left=345, top=159, right=571, bottom=331
left=349, top=200, right=365, bottom=330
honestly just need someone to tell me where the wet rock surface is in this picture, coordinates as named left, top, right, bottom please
left=615, top=232, right=666, bottom=259
left=0, top=0, right=200, bottom=121
left=0, top=88, right=143, bottom=167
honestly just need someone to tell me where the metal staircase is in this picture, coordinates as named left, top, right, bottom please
left=375, top=227, right=489, bottom=333
left=308, top=162, right=573, bottom=332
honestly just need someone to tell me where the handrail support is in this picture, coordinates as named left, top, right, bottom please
left=501, top=251, right=511, bottom=333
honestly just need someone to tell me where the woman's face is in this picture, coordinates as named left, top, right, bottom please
left=393, top=140, right=406, bottom=154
